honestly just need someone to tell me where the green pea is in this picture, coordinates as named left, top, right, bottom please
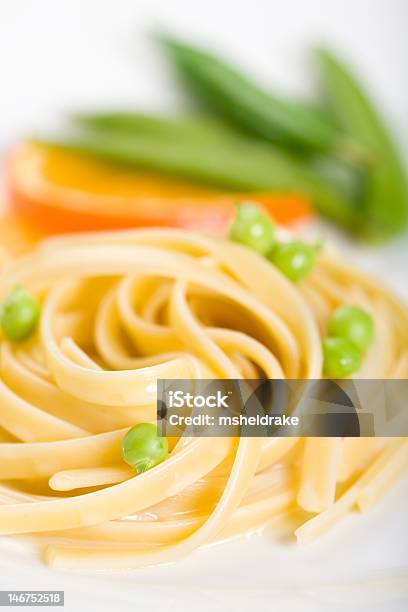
left=0, top=285, right=40, bottom=342
left=323, top=337, right=362, bottom=378
left=229, top=202, right=276, bottom=255
left=121, top=423, right=168, bottom=474
left=328, top=305, right=374, bottom=351
left=269, top=241, right=317, bottom=282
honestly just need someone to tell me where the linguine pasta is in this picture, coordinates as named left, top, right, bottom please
left=0, top=228, right=407, bottom=570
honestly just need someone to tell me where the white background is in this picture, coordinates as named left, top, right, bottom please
left=0, top=1, right=407, bottom=611
left=0, top=0, right=407, bottom=144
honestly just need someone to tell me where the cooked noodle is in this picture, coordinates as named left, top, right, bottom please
left=0, top=228, right=407, bottom=569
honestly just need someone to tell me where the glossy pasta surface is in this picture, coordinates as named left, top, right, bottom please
left=0, top=228, right=407, bottom=570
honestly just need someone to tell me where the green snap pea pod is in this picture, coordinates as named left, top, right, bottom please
left=158, top=36, right=369, bottom=164
left=37, top=116, right=362, bottom=231
left=316, top=48, right=408, bottom=240
left=74, top=112, right=241, bottom=146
